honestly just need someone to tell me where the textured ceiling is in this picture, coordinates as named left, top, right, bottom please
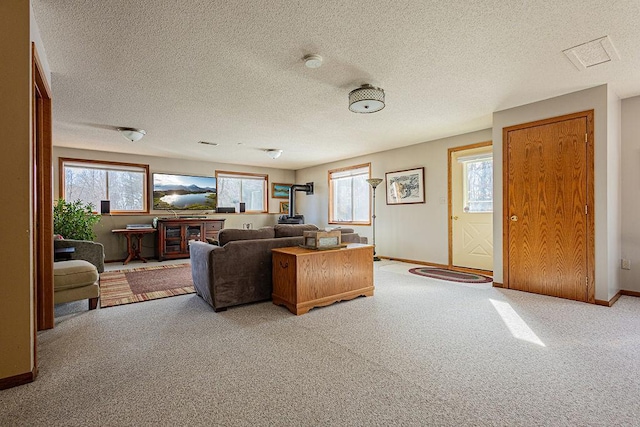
left=32, top=0, right=640, bottom=170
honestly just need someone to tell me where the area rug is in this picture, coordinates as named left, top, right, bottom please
left=408, top=267, right=492, bottom=284
left=100, top=263, right=195, bottom=308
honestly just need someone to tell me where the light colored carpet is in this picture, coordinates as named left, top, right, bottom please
left=1, top=260, right=639, bottom=426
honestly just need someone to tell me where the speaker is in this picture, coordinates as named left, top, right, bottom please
left=100, top=200, right=110, bottom=214
left=216, top=207, right=235, bottom=213
left=239, top=202, right=246, bottom=213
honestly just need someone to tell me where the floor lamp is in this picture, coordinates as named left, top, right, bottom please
left=366, top=178, right=383, bottom=261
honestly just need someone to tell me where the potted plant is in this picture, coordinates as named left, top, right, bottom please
left=53, top=199, right=101, bottom=240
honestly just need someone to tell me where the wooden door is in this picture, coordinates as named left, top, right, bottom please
left=449, top=143, right=493, bottom=271
left=503, top=111, right=594, bottom=302
left=33, top=44, right=54, bottom=331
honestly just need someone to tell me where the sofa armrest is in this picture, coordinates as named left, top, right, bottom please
left=55, top=239, right=105, bottom=273
left=341, top=233, right=367, bottom=244
left=189, top=241, right=220, bottom=308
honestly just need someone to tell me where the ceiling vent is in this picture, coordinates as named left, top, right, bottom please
left=563, top=36, right=620, bottom=71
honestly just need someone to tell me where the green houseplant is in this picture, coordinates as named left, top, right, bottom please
left=53, top=199, right=101, bottom=241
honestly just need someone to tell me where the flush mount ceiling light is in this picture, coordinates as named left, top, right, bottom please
left=303, top=54, right=323, bottom=68
left=266, top=149, right=283, bottom=159
left=348, top=84, right=385, bottom=113
left=117, top=127, right=146, bottom=142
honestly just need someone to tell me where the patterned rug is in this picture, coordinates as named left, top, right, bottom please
left=100, top=263, right=195, bottom=308
left=408, top=267, right=493, bottom=284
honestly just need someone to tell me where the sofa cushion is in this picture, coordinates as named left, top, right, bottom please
left=331, top=227, right=355, bottom=234
left=53, top=260, right=99, bottom=290
left=218, top=227, right=275, bottom=246
left=273, top=224, right=318, bottom=238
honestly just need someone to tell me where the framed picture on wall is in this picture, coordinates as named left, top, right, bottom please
left=385, top=167, right=425, bottom=205
left=279, top=201, right=290, bottom=214
left=272, top=183, right=292, bottom=199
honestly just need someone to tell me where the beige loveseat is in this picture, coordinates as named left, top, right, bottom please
left=53, top=239, right=105, bottom=310
left=190, top=224, right=366, bottom=312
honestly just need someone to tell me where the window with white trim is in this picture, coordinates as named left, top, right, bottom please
left=60, top=158, right=149, bottom=213
left=215, top=171, right=267, bottom=212
left=328, top=163, right=370, bottom=224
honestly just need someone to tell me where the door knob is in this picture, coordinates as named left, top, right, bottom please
left=510, top=215, right=518, bottom=222
left=452, top=216, right=459, bottom=220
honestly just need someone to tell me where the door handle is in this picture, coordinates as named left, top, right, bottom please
left=510, top=215, right=518, bottom=222
left=452, top=216, right=459, bottom=220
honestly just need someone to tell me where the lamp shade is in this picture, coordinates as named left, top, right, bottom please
left=266, top=149, right=283, bottom=159
left=366, top=178, right=383, bottom=189
left=117, top=127, right=146, bottom=142
left=349, top=85, right=385, bottom=113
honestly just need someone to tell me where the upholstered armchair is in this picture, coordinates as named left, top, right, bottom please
left=54, top=239, right=105, bottom=273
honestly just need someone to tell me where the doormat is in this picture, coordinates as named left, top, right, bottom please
left=99, top=263, right=195, bottom=308
left=408, top=267, right=492, bottom=284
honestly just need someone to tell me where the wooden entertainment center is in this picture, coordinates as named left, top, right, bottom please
left=271, top=243, right=374, bottom=315
left=156, top=218, right=225, bottom=261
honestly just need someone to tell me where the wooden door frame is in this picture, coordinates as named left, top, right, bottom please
left=447, top=140, right=493, bottom=275
left=502, top=110, right=595, bottom=303
left=32, top=43, right=54, bottom=331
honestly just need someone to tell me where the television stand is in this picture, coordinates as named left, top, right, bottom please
left=156, top=218, right=225, bottom=261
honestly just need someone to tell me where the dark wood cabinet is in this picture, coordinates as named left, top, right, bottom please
left=156, top=218, right=225, bottom=261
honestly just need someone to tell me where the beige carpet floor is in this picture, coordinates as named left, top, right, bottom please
left=1, top=260, right=639, bottom=426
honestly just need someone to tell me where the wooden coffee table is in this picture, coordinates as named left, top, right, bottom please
left=272, top=243, right=374, bottom=315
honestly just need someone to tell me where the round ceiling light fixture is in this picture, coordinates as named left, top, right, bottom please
left=303, top=54, right=323, bottom=68
left=348, top=84, right=385, bottom=113
left=117, top=127, right=146, bottom=142
left=266, top=149, right=283, bottom=159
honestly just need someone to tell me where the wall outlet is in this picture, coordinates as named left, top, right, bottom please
left=243, top=223, right=253, bottom=230
left=621, top=259, right=631, bottom=270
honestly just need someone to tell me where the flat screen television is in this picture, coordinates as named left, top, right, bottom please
left=152, top=173, right=217, bottom=210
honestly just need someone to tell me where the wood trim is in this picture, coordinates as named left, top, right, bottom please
left=502, top=125, right=510, bottom=290
left=595, top=291, right=622, bottom=307
left=33, top=43, right=54, bottom=332
left=379, top=255, right=492, bottom=277
left=493, top=282, right=505, bottom=288
left=215, top=170, right=269, bottom=213
left=58, top=157, right=150, bottom=213
left=595, top=290, right=640, bottom=307
left=447, top=140, right=492, bottom=269
left=621, top=289, right=640, bottom=298
left=502, top=110, right=595, bottom=303
left=327, top=163, right=372, bottom=225
left=60, top=157, right=150, bottom=170
left=378, top=256, right=449, bottom=269
left=449, top=265, right=492, bottom=276
left=0, top=367, right=36, bottom=390
left=585, top=111, right=595, bottom=303
left=327, top=162, right=372, bottom=175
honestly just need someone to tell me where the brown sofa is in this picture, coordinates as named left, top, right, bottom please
left=190, top=224, right=366, bottom=311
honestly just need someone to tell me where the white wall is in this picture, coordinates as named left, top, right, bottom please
left=54, top=147, right=295, bottom=261
left=295, top=129, right=492, bottom=265
left=30, top=2, right=51, bottom=86
left=492, top=84, right=621, bottom=301
left=607, top=87, right=622, bottom=299
left=620, top=95, right=640, bottom=293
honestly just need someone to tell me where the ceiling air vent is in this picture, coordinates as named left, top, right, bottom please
left=563, top=36, right=620, bottom=71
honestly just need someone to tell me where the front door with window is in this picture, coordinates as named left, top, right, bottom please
left=450, top=144, right=493, bottom=271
